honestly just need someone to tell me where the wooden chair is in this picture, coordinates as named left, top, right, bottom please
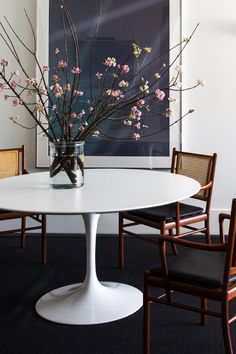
left=143, top=198, right=236, bottom=354
left=0, top=145, right=47, bottom=264
left=119, top=149, right=217, bottom=268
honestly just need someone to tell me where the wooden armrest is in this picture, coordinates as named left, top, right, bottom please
left=200, top=181, right=212, bottom=191
left=159, top=235, right=227, bottom=251
left=219, top=213, right=231, bottom=222
left=230, top=267, right=236, bottom=276
left=219, top=213, right=231, bottom=243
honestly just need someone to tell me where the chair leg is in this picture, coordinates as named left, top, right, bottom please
left=41, top=214, right=47, bottom=265
left=205, top=218, right=211, bottom=244
left=221, top=299, right=233, bottom=354
left=169, top=229, right=178, bottom=256
left=119, top=214, right=125, bottom=269
left=143, top=275, right=151, bottom=354
left=20, top=216, right=26, bottom=248
left=201, top=297, right=207, bottom=325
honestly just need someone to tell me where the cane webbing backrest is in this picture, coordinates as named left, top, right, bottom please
left=173, top=152, right=214, bottom=201
left=0, top=150, right=20, bottom=179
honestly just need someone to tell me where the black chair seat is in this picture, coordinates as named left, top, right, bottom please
left=150, top=248, right=232, bottom=288
left=129, top=203, right=204, bottom=223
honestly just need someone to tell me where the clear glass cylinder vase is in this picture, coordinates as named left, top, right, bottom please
left=49, top=141, right=85, bottom=189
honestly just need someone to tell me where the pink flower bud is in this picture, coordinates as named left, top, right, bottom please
left=155, top=89, right=165, bottom=101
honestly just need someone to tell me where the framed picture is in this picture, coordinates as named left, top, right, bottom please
left=36, top=0, right=182, bottom=168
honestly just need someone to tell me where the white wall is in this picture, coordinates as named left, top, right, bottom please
left=0, top=0, right=37, bottom=169
left=0, top=0, right=234, bottom=234
left=181, top=0, right=236, bottom=231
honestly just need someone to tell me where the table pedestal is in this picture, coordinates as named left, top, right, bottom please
left=35, top=213, right=143, bottom=325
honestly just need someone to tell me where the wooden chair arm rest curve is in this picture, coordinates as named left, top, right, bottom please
left=219, top=213, right=231, bottom=222
left=159, top=235, right=227, bottom=251
left=200, top=181, right=212, bottom=191
left=219, top=213, right=231, bottom=243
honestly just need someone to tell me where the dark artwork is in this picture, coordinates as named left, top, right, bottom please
left=49, top=0, right=169, bottom=157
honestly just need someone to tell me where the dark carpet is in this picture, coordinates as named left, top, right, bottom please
left=0, top=235, right=235, bottom=354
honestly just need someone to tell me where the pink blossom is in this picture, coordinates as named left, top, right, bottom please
left=119, top=80, right=129, bottom=88
left=155, top=89, right=165, bottom=101
left=43, top=66, right=50, bottom=72
left=71, top=66, right=81, bottom=74
left=68, top=122, right=73, bottom=128
left=174, top=65, right=182, bottom=72
left=106, top=89, right=121, bottom=97
left=58, top=60, right=67, bottom=68
left=121, top=64, right=129, bottom=74
left=137, top=99, right=145, bottom=107
left=154, top=73, right=161, bottom=79
left=95, top=72, right=103, bottom=79
left=140, top=80, right=149, bottom=93
left=52, top=105, right=57, bottom=111
left=12, top=98, right=21, bottom=107
left=165, top=108, right=172, bottom=117
left=112, top=89, right=122, bottom=97
left=4, top=95, right=9, bottom=100
left=71, top=112, right=77, bottom=118
left=35, top=103, right=44, bottom=112
left=197, top=79, right=205, bottom=86
left=78, top=109, right=85, bottom=118
left=103, top=57, right=116, bottom=67
left=123, top=120, right=132, bottom=126
left=12, top=70, right=20, bottom=76
left=51, top=75, right=60, bottom=82
left=64, top=84, right=71, bottom=91
left=0, top=59, right=10, bottom=67
left=0, top=83, right=6, bottom=92
left=54, top=83, right=63, bottom=97
left=143, top=47, right=152, bottom=53
left=92, top=130, right=100, bottom=137
left=132, top=43, right=142, bottom=58
left=26, top=78, right=37, bottom=85
left=10, top=81, right=18, bottom=89
left=133, top=133, right=141, bottom=140
left=130, top=106, right=142, bottom=119
left=39, top=86, right=46, bottom=94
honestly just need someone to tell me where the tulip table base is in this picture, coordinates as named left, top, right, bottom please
left=35, top=281, right=142, bottom=325
left=36, top=212, right=142, bottom=325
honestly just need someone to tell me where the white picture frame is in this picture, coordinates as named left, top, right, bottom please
left=36, top=0, right=182, bottom=168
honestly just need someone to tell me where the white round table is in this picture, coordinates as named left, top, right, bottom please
left=0, top=169, right=200, bottom=325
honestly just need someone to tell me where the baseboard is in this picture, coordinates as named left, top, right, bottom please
left=0, top=208, right=231, bottom=235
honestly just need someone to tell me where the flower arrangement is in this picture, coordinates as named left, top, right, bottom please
left=0, top=0, right=202, bottom=187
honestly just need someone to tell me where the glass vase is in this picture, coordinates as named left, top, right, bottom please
left=49, top=141, right=85, bottom=189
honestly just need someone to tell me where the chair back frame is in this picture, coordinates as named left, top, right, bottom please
left=171, top=148, right=217, bottom=202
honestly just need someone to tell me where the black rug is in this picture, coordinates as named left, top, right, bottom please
left=0, top=235, right=235, bottom=354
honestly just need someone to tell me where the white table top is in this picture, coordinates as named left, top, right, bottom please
left=0, top=169, right=200, bottom=214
